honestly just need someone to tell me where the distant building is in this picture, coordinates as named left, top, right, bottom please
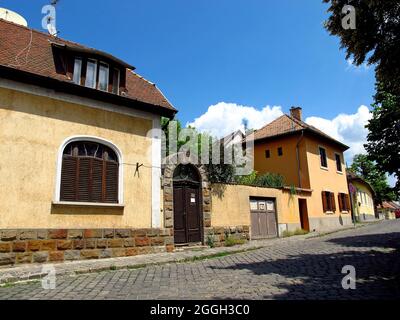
left=347, top=172, right=376, bottom=221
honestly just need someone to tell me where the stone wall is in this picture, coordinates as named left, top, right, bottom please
left=0, top=228, right=174, bottom=266
left=205, top=226, right=250, bottom=247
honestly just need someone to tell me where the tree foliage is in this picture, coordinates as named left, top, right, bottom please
left=349, top=154, right=396, bottom=203
left=161, top=117, right=236, bottom=183
left=323, top=0, right=400, bottom=92
left=235, top=171, right=284, bottom=189
left=324, top=0, right=400, bottom=192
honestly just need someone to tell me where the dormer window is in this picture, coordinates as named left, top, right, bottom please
left=72, top=57, right=121, bottom=94
left=112, top=68, right=120, bottom=94
left=72, top=58, right=82, bottom=85
left=85, top=59, right=97, bottom=89
left=98, top=62, right=109, bottom=91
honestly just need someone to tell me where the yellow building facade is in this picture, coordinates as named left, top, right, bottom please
left=347, top=173, right=376, bottom=221
left=252, top=108, right=353, bottom=232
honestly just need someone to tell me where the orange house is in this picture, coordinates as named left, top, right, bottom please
left=252, top=107, right=353, bottom=231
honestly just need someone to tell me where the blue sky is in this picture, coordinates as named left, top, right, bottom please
left=2, top=1, right=379, bottom=160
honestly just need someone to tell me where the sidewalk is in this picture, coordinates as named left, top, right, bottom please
left=0, top=223, right=371, bottom=285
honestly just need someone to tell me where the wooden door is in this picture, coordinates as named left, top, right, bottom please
left=173, top=184, right=202, bottom=244
left=250, top=198, right=277, bottom=239
left=298, top=199, right=310, bottom=231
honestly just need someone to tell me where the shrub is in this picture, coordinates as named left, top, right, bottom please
left=206, top=234, right=215, bottom=248
left=235, top=171, right=284, bottom=188
left=224, top=236, right=247, bottom=247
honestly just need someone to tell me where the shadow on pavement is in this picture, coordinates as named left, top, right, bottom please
left=211, top=232, right=400, bottom=300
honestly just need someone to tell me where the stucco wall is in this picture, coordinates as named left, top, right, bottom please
left=0, top=86, right=154, bottom=229
left=254, top=135, right=310, bottom=189
left=210, top=184, right=313, bottom=231
left=352, top=181, right=376, bottom=221
left=304, top=136, right=352, bottom=227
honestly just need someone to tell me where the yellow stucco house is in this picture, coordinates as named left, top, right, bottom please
left=251, top=107, right=353, bottom=232
left=347, top=172, right=377, bottom=221
left=0, top=18, right=179, bottom=265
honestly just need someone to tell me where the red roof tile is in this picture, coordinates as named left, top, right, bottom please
left=0, top=19, right=176, bottom=114
left=252, top=114, right=349, bottom=150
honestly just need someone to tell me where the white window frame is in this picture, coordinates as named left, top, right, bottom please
left=113, top=68, right=120, bottom=95
left=85, top=59, right=98, bottom=89
left=72, top=57, right=82, bottom=85
left=334, top=152, right=343, bottom=173
left=97, top=62, right=110, bottom=92
left=318, top=145, right=328, bottom=170
left=54, top=135, right=124, bottom=205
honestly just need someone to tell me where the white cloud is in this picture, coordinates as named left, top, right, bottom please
left=305, top=105, right=372, bottom=162
left=187, top=102, right=372, bottom=164
left=346, top=58, right=371, bottom=72
left=187, top=102, right=283, bottom=138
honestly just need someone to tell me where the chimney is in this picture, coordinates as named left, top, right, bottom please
left=290, top=106, right=302, bottom=121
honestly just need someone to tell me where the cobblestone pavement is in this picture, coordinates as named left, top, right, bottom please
left=0, top=220, right=399, bottom=300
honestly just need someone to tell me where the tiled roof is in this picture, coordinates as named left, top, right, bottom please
left=0, top=19, right=176, bottom=114
left=252, top=114, right=349, bottom=150
left=347, top=171, right=375, bottom=195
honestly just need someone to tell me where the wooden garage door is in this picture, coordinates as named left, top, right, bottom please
left=250, top=198, right=277, bottom=239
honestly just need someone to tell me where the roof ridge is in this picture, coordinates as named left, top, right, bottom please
left=254, top=114, right=286, bottom=133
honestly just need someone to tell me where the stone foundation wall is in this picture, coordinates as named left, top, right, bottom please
left=0, top=228, right=174, bottom=266
left=205, top=226, right=250, bottom=247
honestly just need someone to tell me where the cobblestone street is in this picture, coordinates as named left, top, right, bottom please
left=0, top=220, right=399, bottom=300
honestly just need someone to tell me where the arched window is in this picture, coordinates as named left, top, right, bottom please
left=60, top=140, right=119, bottom=203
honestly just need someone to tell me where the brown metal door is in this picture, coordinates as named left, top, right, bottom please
left=250, top=198, right=277, bottom=239
left=173, top=184, right=201, bottom=244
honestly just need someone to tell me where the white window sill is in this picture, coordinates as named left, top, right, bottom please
left=336, top=171, right=343, bottom=175
left=320, top=166, right=329, bottom=171
left=52, top=201, right=125, bottom=209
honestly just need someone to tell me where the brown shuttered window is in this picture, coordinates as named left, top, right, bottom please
left=322, top=191, right=336, bottom=213
left=338, top=193, right=343, bottom=212
left=60, top=141, right=119, bottom=203
left=338, top=193, right=351, bottom=212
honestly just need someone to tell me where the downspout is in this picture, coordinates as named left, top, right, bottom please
left=296, top=130, right=305, bottom=189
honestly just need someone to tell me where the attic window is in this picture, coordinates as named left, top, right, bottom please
left=72, top=58, right=82, bottom=85
left=112, top=68, right=120, bottom=94
left=85, top=59, right=97, bottom=89
left=98, top=62, right=109, bottom=91
left=71, top=57, right=121, bottom=94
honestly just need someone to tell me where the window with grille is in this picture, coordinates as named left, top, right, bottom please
left=60, top=141, right=119, bottom=203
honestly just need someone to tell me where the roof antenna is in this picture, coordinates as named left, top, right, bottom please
left=41, top=0, right=59, bottom=37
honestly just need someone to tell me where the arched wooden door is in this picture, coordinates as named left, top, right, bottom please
left=173, top=165, right=202, bottom=244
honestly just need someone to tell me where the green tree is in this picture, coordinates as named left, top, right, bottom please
left=323, top=0, right=400, bottom=92
left=349, top=154, right=396, bottom=203
left=365, top=88, right=400, bottom=192
left=323, top=0, right=400, bottom=192
left=161, top=117, right=235, bottom=183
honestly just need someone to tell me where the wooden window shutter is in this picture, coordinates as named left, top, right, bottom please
left=330, top=192, right=336, bottom=212
left=60, top=156, right=77, bottom=201
left=77, top=158, right=90, bottom=202
left=338, top=193, right=344, bottom=212
left=91, top=158, right=103, bottom=202
left=345, top=194, right=351, bottom=212
left=322, top=191, right=327, bottom=212
left=105, top=162, right=119, bottom=203
left=60, top=141, right=119, bottom=203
